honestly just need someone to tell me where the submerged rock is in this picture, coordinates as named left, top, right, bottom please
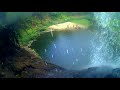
left=45, top=66, right=120, bottom=78
left=105, top=68, right=120, bottom=78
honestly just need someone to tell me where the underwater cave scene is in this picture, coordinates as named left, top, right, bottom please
left=1, top=12, right=120, bottom=78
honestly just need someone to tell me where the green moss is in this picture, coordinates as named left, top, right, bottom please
left=109, top=19, right=120, bottom=31
left=18, top=25, right=48, bottom=46
left=17, top=13, right=93, bottom=46
left=18, top=17, right=46, bottom=46
left=69, top=19, right=91, bottom=27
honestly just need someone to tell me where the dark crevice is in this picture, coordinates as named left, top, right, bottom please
left=0, top=23, right=20, bottom=64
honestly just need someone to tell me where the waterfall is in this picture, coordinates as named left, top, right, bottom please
left=90, top=12, right=120, bottom=68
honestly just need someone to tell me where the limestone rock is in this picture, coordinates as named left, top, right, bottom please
left=48, top=22, right=86, bottom=30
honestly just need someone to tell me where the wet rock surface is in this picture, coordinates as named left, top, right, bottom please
left=44, top=66, right=120, bottom=78
left=1, top=47, right=120, bottom=78
left=0, top=47, right=64, bottom=78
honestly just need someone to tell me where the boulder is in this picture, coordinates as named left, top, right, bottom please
left=48, top=22, right=86, bottom=31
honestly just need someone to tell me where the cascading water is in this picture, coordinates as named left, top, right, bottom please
left=90, top=12, right=120, bottom=68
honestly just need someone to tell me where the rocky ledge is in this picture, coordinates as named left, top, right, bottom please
left=48, top=22, right=87, bottom=31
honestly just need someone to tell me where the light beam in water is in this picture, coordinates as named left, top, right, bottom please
left=80, top=48, right=82, bottom=52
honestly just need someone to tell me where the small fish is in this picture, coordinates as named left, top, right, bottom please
left=52, top=55, right=54, bottom=58
left=76, top=59, right=78, bottom=62
left=81, top=48, right=82, bottom=52
left=67, top=49, right=69, bottom=54
left=45, top=49, right=47, bottom=53
left=54, top=44, right=56, bottom=48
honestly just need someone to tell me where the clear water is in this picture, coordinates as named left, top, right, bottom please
left=31, top=30, right=94, bottom=70
left=31, top=12, right=120, bottom=71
